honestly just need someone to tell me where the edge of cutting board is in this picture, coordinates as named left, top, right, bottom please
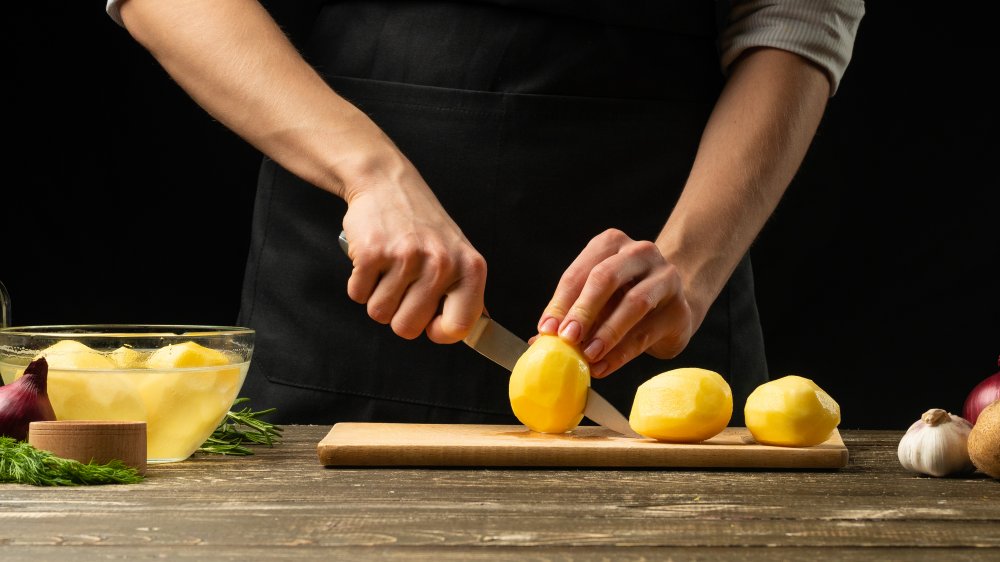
left=316, top=423, right=849, bottom=469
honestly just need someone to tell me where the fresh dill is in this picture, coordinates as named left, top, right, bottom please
left=0, top=398, right=282, bottom=486
left=0, top=437, right=143, bottom=486
left=197, top=397, right=282, bottom=456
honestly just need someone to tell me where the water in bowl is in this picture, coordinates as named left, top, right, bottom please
left=0, top=355, right=249, bottom=463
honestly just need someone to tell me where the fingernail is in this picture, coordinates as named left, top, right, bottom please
left=583, top=339, right=604, bottom=362
left=591, top=361, right=608, bottom=378
left=538, top=317, right=559, bottom=335
left=559, top=320, right=581, bottom=343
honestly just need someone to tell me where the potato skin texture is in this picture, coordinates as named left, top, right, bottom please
left=968, top=400, right=1000, bottom=479
left=508, top=335, right=590, bottom=433
left=629, top=368, right=733, bottom=442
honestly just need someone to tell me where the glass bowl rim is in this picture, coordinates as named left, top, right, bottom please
left=0, top=324, right=254, bottom=338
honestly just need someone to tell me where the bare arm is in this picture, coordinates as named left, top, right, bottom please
left=118, top=0, right=486, bottom=343
left=120, top=0, right=376, bottom=196
left=539, top=48, right=829, bottom=377
left=659, top=48, right=829, bottom=332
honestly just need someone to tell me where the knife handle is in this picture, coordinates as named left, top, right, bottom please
left=338, top=229, right=492, bottom=320
left=336, top=229, right=454, bottom=311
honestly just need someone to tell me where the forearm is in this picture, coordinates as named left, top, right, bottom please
left=118, top=0, right=395, bottom=201
left=657, top=48, right=829, bottom=328
left=119, top=0, right=486, bottom=342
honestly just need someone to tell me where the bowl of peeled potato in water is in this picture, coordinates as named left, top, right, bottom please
left=0, top=325, right=254, bottom=463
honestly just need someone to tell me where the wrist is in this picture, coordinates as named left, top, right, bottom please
left=338, top=144, right=417, bottom=206
left=312, top=112, right=416, bottom=204
left=656, top=228, right=723, bottom=334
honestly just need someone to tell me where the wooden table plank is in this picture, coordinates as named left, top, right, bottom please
left=0, top=546, right=995, bottom=562
left=1, top=426, right=998, bottom=560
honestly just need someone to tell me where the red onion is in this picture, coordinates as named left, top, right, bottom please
left=963, top=355, right=1000, bottom=425
left=0, top=358, right=56, bottom=440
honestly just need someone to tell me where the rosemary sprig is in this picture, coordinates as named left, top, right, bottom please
left=0, top=437, right=143, bottom=486
left=197, top=397, right=283, bottom=456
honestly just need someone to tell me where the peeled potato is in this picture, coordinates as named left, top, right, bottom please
left=49, top=373, right=147, bottom=422
left=33, top=340, right=146, bottom=422
left=140, top=341, right=241, bottom=460
left=110, top=345, right=145, bottom=369
left=629, top=368, right=733, bottom=442
left=146, top=341, right=229, bottom=369
left=744, top=375, right=840, bottom=447
left=509, top=335, right=590, bottom=433
left=37, top=339, right=115, bottom=370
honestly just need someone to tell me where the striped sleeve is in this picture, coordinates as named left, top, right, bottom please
left=720, top=0, right=866, bottom=96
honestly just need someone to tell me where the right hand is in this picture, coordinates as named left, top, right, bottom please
left=116, top=0, right=487, bottom=344
left=341, top=151, right=486, bottom=344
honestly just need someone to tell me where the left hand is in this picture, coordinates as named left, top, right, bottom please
left=536, top=229, right=694, bottom=378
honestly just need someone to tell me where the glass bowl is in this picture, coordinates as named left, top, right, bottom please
left=0, top=325, right=254, bottom=463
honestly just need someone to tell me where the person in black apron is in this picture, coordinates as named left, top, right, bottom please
left=112, top=1, right=860, bottom=425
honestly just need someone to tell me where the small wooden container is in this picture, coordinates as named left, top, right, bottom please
left=28, top=421, right=147, bottom=475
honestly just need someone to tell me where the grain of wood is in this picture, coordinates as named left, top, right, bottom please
left=0, top=426, right=997, bottom=560
left=0, top=546, right=996, bottom=562
left=316, top=423, right=849, bottom=468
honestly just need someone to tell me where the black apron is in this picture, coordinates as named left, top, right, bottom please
left=239, top=0, right=767, bottom=425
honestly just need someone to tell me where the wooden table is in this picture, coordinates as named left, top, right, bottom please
left=1, top=427, right=998, bottom=560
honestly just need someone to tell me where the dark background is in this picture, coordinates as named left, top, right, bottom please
left=3, top=3, right=997, bottom=430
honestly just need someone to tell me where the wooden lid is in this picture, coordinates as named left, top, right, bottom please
left=28, top=421, right=147, bottom=475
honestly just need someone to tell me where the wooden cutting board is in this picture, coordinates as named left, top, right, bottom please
left=317, top=423, right=849, bottom=469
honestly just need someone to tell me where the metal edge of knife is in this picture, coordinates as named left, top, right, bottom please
left=462, top=314, right=528, bottom=372
left=584, top=388, right=642, bottom=438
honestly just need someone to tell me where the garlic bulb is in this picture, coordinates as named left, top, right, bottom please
left=897, top=408, right=974, bottom=477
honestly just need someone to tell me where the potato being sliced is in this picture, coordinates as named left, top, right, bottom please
left=509, top=335, right=590, bottom=434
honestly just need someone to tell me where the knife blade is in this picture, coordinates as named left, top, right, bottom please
left=462, top=314, right=640, bottom=438
left=463, top=314, right=527, bottom=372
left=337, top=230, right=640, bottom=437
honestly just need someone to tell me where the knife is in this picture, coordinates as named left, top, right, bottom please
left=337, top=230, right=640, bottom=438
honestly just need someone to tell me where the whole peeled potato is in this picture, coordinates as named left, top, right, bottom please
left=744, top=375, right=840, bottom=447
left=628, top=368, right=732, bottom=442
